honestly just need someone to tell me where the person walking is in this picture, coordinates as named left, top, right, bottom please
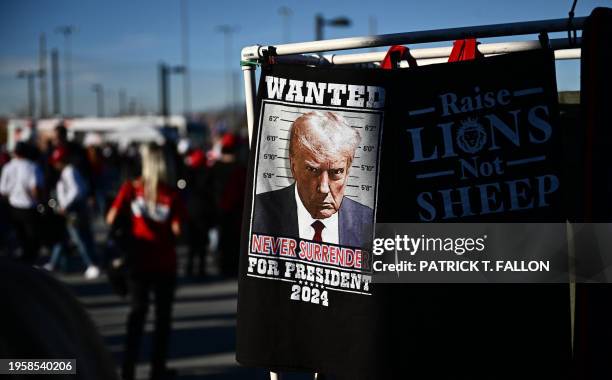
left=106, top=143, right=185, bottom=380
left=45, top=146, right=100, bottom=279
left=178, top=139, right=212, bottom=277
left=0, top=142, right=44, bottom=263
left=208, top=133, right=246, bottom=277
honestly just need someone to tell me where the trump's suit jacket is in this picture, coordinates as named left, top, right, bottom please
left=252, top=183, right=373, bottom=248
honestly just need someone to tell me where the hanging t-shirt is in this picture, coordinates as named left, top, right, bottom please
left=377, top=48, right=571, bottom=379
left=237, top=63, right=387, bottom=378
left=573, top=7, right=612, bottom=380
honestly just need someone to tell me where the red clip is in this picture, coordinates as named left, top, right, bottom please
left=448, top=38, right=484, bottom=62
left=381, top=45, right=418, bottom=69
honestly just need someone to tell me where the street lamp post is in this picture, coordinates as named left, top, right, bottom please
left=180, top=0, right=192, bottom=115
left=39, top=33, right=48, bottom=118
left=158, top=62, right=185, bottom=124
left=56, top=25, right=76, bottom=117
left=315, top=14, right=351, bottom=41
left=216, top=25, right=239, bottom=124
left=91, top=84, right=104, bottom=117
left=369, top=16, right=378, bottom=52
left=17, top=70, right=38, bottom=118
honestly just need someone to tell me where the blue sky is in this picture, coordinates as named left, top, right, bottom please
left=0, top=0, right=609, bottom=117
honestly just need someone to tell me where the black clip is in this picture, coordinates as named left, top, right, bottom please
left=261, top=46, right=278, bottom=66
left=538, top=31, right=551, bottom=49
left=567, top=0, right=578, bottom=47
left=389, top=50, right=402, bottom=69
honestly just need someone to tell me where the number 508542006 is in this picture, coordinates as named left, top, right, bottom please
left=290, top=284, right=329, bottom=307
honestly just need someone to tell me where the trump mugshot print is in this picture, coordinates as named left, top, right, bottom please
left=248, top=67, right=385, bottom=304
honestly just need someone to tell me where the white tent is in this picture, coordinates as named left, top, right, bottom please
left=105, top=125, right=165, bottom=149
left=6, top=116, right=187, bottom=151
left=66, top=116, right=186, bottom=135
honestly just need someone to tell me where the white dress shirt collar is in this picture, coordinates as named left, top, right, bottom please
left=294, top=184, right=339, bottom=244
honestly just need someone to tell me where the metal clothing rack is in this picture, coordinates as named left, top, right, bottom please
left=241, top=17, right=585, bottom=144
left=239, top=16, right=586, bottom=380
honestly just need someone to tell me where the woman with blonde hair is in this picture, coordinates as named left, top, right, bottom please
left=106, top=143, right=185, bottom=380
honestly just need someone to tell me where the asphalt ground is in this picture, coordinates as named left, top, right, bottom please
left=45, top=219, right=314, bottom=380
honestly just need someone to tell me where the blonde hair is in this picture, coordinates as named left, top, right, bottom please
left=289, top=111, right=361, bottom=164
left=139, top=143, right=173, bottom=214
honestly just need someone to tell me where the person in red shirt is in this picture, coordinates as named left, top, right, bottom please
left=106, top=143, right=185, bottom=380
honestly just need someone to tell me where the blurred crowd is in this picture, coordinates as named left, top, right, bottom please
left=0, top=122, right=248, bottom=379
left=0, top=123, right=248, bottom=278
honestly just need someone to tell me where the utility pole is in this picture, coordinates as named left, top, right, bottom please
left=39, top=33, right=48, bottom=118
left=51, top=49, right=61, bottom=116
left=278, top=6, right=292, bottom=43
left=17, top=70, right=37, bottom=118
left=56, top=25, right=76, bottom=117
left=91, top=84, right=104, bottom=117
left=159, top=63, right=169, bottom=119
left=119, top=88, right=127, bottom=116
left=315, top=14, right=351, bottom=41
left=180, top=0, right=191, bottom=115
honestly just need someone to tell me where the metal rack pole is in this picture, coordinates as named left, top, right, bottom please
left=241, top=63, right=257, bottom=146
left=241, top=17, right=585, bottom=60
